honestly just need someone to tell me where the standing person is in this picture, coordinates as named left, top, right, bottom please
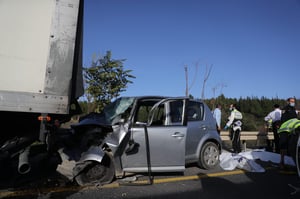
left=213, top=104, right=222, bottom=134
left=264, top=104, right=282, bottom=153
left=278, top=97, right=299, bottom=169
left=224, top=104, right=243, bottom=153
left=281, top=97, right=298, bottom=122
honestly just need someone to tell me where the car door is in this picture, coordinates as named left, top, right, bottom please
left=121, top=98, right=188, bottom=173
left=185, top=100, right=206, bottom=157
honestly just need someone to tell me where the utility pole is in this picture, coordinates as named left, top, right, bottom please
left=184, top=65, right=188, bottom=97
left=184, top=62, right=199, bottom=98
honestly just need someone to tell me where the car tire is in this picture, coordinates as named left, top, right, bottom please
left=198, top=141, right=220, bottom=170
left=74, top=153, right=115, bottom=186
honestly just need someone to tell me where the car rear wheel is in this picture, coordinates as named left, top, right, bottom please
left=198, top=142, right=220, bottom=170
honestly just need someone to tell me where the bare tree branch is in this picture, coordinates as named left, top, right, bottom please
left=219, top=83, right=227, bottom=95
left=188, top=62, right=199, bottom=92
left=201, top=64, right=213, bottom=100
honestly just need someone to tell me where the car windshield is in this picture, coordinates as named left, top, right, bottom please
left=103, top=97, right=135, bottom=124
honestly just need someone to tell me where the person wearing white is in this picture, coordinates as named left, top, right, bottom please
left=213, top=104, right=222, bottom=134
left=224, top=104, right=243, bottom=153
left=264, top=104, right=282, bottom=153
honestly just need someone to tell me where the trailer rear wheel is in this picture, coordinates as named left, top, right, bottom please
left=74, top=153, right=115, bottom=186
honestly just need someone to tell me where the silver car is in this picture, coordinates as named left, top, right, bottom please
left=72, top=96, right=222, bottom=185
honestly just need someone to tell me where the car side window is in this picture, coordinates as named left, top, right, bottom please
left=134, top=100, right=163, bottom=124
left=170, top=100, right=183, bottom=123
left=136, top=105, right=151, bottom=123
left=151, top=100, right=185, bottom=126
left=187, top=101, right=204, bottom=121
left=150, top=104, right=165, bottom=125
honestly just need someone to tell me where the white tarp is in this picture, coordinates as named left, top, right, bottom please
left=220, top=149, right=296, bottom=172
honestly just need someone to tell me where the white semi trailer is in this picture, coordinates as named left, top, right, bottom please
left=0, top=0, right=84, bottom=186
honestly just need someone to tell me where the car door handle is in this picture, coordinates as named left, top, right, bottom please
left=172, top=132, right=184, bottom=138
left=201, top=125, right=207, bottom=131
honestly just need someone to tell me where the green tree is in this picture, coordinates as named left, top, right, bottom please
left=84, top=51, right=135, bottom=112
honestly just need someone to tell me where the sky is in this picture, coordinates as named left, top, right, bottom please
left=83, top=0, right=300, bottom=100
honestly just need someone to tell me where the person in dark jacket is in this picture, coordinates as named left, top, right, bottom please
left=281, top=97, right=298, bottom=123
left=279, top=97, right=299, bottom=169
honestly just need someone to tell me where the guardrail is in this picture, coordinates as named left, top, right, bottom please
left=220, top=131, right=274, bottom=151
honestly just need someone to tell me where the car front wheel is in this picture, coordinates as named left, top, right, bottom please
left=74, top=153, right=115, bottom=186
left=198, top=142, right=220, bottom=170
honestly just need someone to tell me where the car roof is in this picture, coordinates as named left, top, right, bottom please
left=116, top=96, right=206, bottom=104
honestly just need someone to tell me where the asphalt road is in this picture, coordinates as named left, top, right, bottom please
left=1, top=158, right=300, bottom=199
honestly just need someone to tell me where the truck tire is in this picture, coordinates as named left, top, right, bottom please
left=74, top=153, right=115, bottom=186
left=198, top=142, right=220, bottom=170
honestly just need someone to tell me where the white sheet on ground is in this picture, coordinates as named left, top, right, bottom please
left=220, top=149, right=296, bottom=172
